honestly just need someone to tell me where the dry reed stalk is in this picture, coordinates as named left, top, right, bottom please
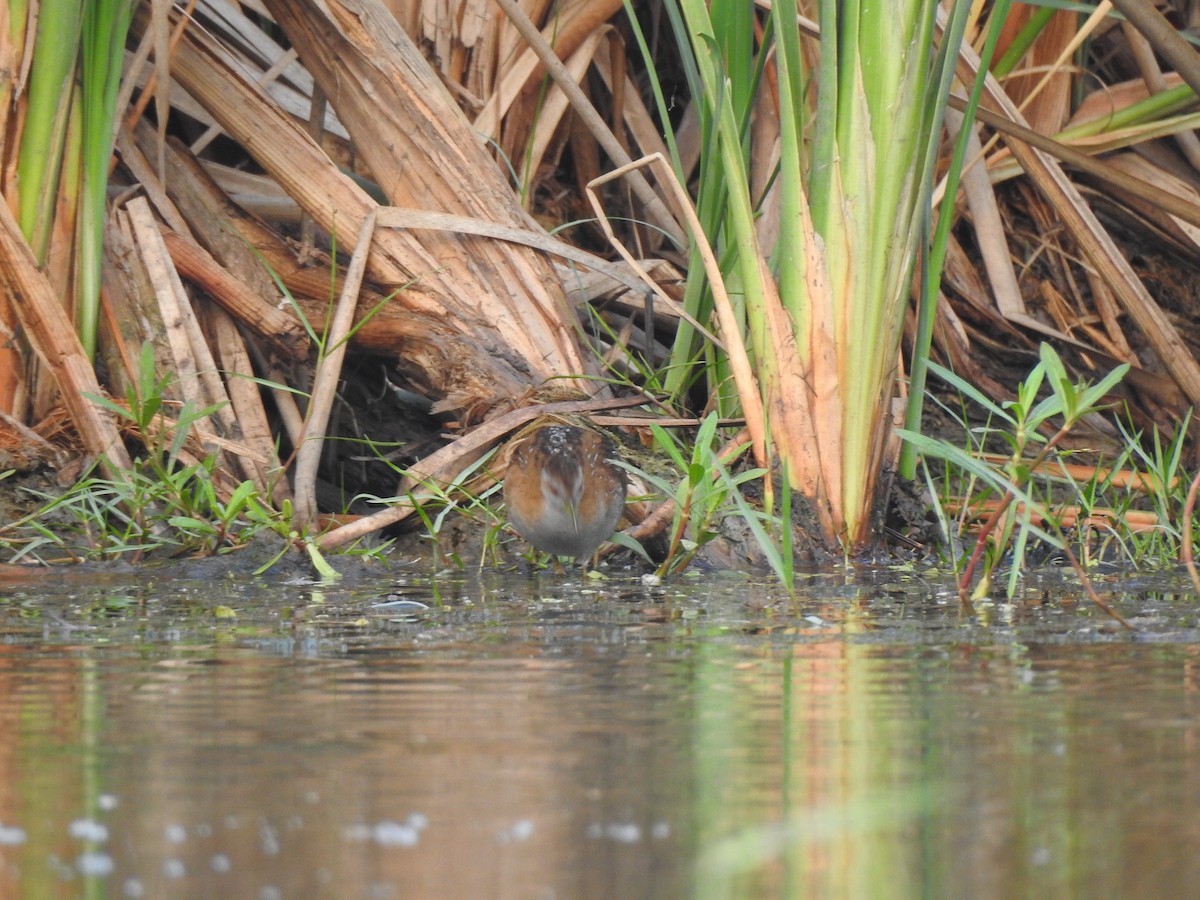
left=1122, top=23, right=1200, bottom=171
left=292, top=210, right=376, bottom=528
left=101, top=209, right=170, bottom=393
left=944, top=110, right=1027, bottom=323
left=519, top=27, right=608, bottom=199
left=160, top=229, right=308, bottom=358
left=371, top=207, right=705, bottom=331
left=116, top=126, right=189, bottom=233
left=0, top=291, right=22, bottom=416
left=976, top=453, right=1180, bottom=493
left=585, top=153, right=767, bottom=471
left=1001, top=5, right=1086, bottom=136
left=138, top=130, right=298, bottom=323
left=1099, top=153, right=1200, bottom=254
left=125, top=199, right=246, bottom=479
left=205, top=306, right=290, bottom=504
left=111, top=196, right=283, bottom=500
left=0, top=196, right=131, bottom=473
left=487, top=0, right=684, bottom=246
left=262, top=0, right=600, bottom=386
left=946, top=497, right=1162, bottom=535
left=1110, top=0, right=1200, bottom=102
left=473, top=0, right=622, bottom=145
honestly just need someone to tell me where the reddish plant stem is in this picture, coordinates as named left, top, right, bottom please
left=957, top=425, right=1070, bottom=602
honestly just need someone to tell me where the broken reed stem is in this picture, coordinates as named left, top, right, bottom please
left=292, top=208, right=376, bottom=528
left=944, top=498, right=1163, bottom=533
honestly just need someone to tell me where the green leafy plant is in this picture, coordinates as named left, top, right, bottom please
left=0, top=341, right=358, bottom=575
left=615, top=413, right=771, bottom=579
left=898, top=343, right=1130, bottom=623
left=354, top=442, right=507, bottom=570
left=1110, top=412, right=1193, bottom=563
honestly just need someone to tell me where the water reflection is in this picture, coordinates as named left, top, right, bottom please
left=0, top=571, right=1196, bottom=898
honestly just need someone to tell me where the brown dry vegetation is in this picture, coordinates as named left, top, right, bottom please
left=1, top=1, right=1200, bottom=561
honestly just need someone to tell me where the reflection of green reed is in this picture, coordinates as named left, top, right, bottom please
left=10, top=654, right=93, bottom=897
left=80, top=657, right=104, bottom=900
left=691, top=631, right=933, bottom=898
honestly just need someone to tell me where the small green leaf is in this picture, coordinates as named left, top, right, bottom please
left=929, top=362, right=1013, bottom=423
left=649, top=423, right=688, bottom=470
left=305, top=541, right=341, bottom=581
left=223, top=481, right=259, bottom=519
left=607, top=531, right=654, bottom=563
left=167, top=516, right=215, bottom=533
left=1078, top=363, right=1130, bottom=411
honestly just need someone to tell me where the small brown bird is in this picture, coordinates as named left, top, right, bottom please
left=504, top=423, right=626, bottom=564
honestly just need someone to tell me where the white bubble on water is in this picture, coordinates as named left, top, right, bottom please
left=373, top=821, right=420, bottom=847
left=163, top=858, right=186, bottom=879
left=76, top=852, right=114, bottom=876
left=69, top=819, right=108, bottom=842
left=260, top=822, right=281, bottom=855
left=589, top=822, right=641, bottom=843
left=496, top=819, right=535, bottom=844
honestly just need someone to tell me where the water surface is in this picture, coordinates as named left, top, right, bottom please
left=0, top=565, right=1195, bottom=898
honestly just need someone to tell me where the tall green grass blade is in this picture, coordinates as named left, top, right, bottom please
left=679, top=0, right=781, bottom=418
left=719, top=465, right=787, bottom=583
left=769, top=0, right=813, bottom=340
left=619, top=0, right=687, bottom=179
left=992, top=5, right=1056, bottom=78
left=16, top=0, right=84, bottom=262
left=78, top=0, right=138, bottom=358
left=900, top=0, right=1012, bottom=478
left=1056, top=81, right=1195, bottom=143
left=895, top=428, right=1060, bottom=544
left=658, top=0, right=975, bottom=547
